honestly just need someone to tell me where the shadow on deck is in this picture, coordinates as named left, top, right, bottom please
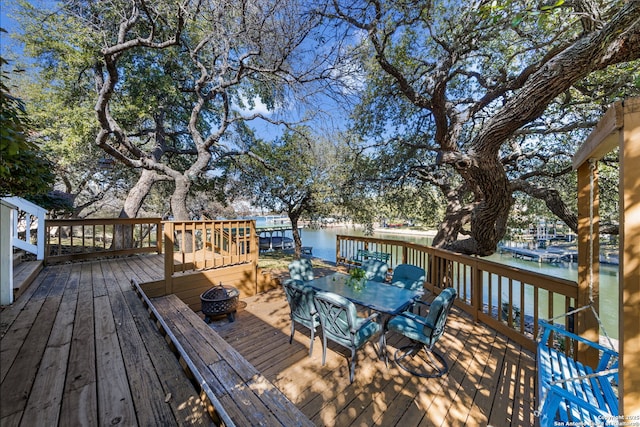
left=209, top=278, right=537, bottom=426
left=0, top=255, right=536, bottom=426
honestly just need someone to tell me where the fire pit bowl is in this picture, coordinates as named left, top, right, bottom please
left=201, top=284, right=239, bottom=323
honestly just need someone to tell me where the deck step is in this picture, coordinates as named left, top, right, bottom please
left=13, top=251, right=25, bottom=268
left=13, top=260, right=43, bottom=300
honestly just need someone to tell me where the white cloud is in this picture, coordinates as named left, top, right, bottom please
left=235, top=93, right=276, bottom=116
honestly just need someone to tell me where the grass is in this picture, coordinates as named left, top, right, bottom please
left=257, top=251, right=337, bottom=277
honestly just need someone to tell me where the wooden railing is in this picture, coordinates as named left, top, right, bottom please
left=2, top=196, right=47, bottom=260
left=164, top=219, right=258, bottom=275
left=337, top=235, right=579, bottom=352
left=43, top=217, right=261, bottom=302
left=45, top=218, right=162, bottom=264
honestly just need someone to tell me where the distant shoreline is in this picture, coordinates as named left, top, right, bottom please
left=373, top=227, right=437, bottom=237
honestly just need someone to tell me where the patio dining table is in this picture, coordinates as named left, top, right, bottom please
left=305, top=272, right=424, bottom=360
left=305, top=272, right=423, bottom=315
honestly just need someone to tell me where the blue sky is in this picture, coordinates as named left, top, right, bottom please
left=1, top=1, right=26, bottom=62
left=0, top=1, right=350, bottom=143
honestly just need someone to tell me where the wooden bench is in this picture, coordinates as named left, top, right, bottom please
left=343, top=249, right=390, bottom=269
left=537, top=320, right=619, bottom=427
left=132, top=279, right=314, bottom=427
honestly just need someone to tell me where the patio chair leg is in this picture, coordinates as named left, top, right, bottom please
left=309, top=328, right=315, bottom=357
left=349, top=348, right=356, bottom=383
left=379, top=333, right=388, bottom=367
left=289, top=323, right=295, bottom=345
left=394, top=342, right=448, bottom=378
left=322, top=336, right=327, bottom=366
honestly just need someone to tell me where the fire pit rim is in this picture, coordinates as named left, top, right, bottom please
left=201, top=284, right=239, bottom=323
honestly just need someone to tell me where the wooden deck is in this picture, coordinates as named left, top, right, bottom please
left=1, top=255, right=537, bottom=426
left=0, top=255, right=211, bottom=427
left=213, top=286, right=537, bottom=426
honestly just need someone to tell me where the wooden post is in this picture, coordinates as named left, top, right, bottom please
left=620, top=99, right=640, bottom=418
left=472, top=261, right=481, bottom=323
left=573, top=97, right=640, bottom=418
left=250, top=220, right=259, bottom=265
left=576, top=162, right=600, bottom=367
left=164, top=221, right=174, bottom=296
left=0, top=200, right=15, bottom=305
left=156, top=219, right=162, bottom=254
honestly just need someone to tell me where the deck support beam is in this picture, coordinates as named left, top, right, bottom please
left=573, top=97, right=640, bottom=418
left=576, top=161, right=599, bottom=367
left=620, top=99, right=640, bottom=419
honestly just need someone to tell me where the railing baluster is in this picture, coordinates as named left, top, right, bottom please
left=335, top=234, right=578, bottom=352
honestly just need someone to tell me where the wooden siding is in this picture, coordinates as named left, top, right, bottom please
left=141, top=262, right=278, bottom=311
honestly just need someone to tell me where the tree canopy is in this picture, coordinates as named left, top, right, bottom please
left=0, top=49, right=54, bottom=198
left=15, top=0, right=329, bottom=221
left=320, top=0, right=640, bottom=254
left=233, top=126, right=346, bottom=256
left=7, top=0, right=640, bottom=256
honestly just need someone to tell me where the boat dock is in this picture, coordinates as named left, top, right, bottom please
left=498, top=245, right=577, bottom=263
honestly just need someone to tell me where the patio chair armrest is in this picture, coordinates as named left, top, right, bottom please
left=398, top=311, right=435, bottom=329
left=364, top=312, right=379, bottom=323
left=352, top=312, right=379, bottom=333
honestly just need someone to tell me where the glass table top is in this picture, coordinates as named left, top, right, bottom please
left=305, top=273, right=422, bottom=315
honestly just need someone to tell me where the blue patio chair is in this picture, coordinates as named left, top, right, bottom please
left=385, top=287, right=457, bottom=378
left=390, top=264, right=426, bottom=291
left=313, top=291, right=381, bottom=383
left=361, top=259, right=389, bottom=282
left=281, top=279, right=320, bottom=357
left=288, top=258, right=314, bottom=282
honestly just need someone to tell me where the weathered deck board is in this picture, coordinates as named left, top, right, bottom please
left=0, top=266, right=66, bottom=425
left=0, top=255, right=211, bottom=427
left=148, top=292, right=314, bottom=426
left=109, top=258, right=210, bottom=426
left=101, top=259, right=178, bottom=425
left=59, top=262, right=98, bottom=427
left=22, top=262, right=80, bottom=426
left=212, top=286, right=537, bottom=427
left=0, top=254, right=537, bottom=426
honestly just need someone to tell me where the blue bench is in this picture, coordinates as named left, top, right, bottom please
left=537, top=320, right=618, bottom=427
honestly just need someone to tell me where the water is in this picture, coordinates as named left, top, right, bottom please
left=252, top=218, right=618, bottom=338
left=281, top=224, right=619, bottom=339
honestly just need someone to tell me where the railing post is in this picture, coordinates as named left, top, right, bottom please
left=472, top=263, right=482, bottom=323
left=156, top=219, right=162, bottom=254
left=164, top=221, right=174, bottom=295
left=0, top=199, right=16, bottom=305
left=36, top=209, right=45, bottom=260
left=577, top=161, right=599, bottom=367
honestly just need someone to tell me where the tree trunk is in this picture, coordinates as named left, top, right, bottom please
left=435, top=155, right=513, bottom=256
left=289, top=213, right=302, bottom=259
left=171, top=175, right=193, bottom=252
left=432, top=186, right=472, bottom=248
left=111, top=169, right=159, bottom=250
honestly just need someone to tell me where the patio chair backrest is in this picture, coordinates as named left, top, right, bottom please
left=288, top=258, right=314, bottom=282
left=281, top=279, right=317, bottom=326
left=391, top=264, right=426, bottom=291
left=362, top=259, right=389, bottom=282
left=313, top=291, right=358, bottom=347
left=423, top=287, right=457, bottom=342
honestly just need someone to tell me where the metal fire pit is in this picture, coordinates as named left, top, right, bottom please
left=201, top=284, right=239, bottom=323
